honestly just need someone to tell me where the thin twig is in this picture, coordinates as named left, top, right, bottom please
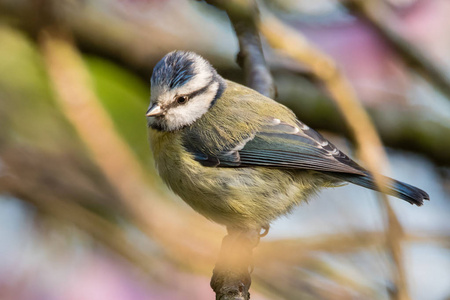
left=210, top=227, right=261, bottom=300
left=201, top=1, right=278, bottom=299
left=204, top=0, right=276, bottom=99
left=339, top=2, right=421, bottom=298
left=381, top=198, right=409, bottom=300
left=259, top=13, right=410, bottom=300
left=259, top=14, right=390, bottom=190
left=0, top=150, right=162, bottom=279
left=343, top=0, right=450, bottom=102
left=39, top=27, right=225, bottom=273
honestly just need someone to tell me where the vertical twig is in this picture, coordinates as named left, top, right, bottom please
left=202, top=0, right=276, bottom=299
left=259, top=15, right=390, bottom=189
left=259, top=13, right=410, bottom=300
left=40, top=24, right=224, bottom=275
left=337, top=2, right=420, bottom=298
left=382, top=199, right=409, bottom=300
left=210, top=228, right=261, bottom=300
left=204, top=0, right=276, bottom=99
left=343, top=0, right=450, bottom=102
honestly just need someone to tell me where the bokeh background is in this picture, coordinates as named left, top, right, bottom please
left=0, top=0, right=449, bottom=299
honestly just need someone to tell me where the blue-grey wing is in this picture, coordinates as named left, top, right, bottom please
left=183, top=119, right=366, bottom=175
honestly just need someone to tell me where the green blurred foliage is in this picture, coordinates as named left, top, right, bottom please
left=0, top=26, right=79, bottom=153
left=0, top=25, right=154, bottom=166
left=84, top=56, right=152, bottom=166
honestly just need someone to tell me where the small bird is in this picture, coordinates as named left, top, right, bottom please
left=147, top=51, right=429, bottom=230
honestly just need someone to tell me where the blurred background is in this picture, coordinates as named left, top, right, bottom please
left=0, top=0, right=449, bottom=299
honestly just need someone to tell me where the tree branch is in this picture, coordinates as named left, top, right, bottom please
left=210, top=227, right=261, bottom=300
left=259, top=14, right=390, bottom=191
left=202, top=1, right=276, bottom=298
left=204, top=0, right=276, bottom=99
left=39, top=25, right=225, bottom=273
left=343, top=0, right=450, bottom=102
left=259, top=13, right=411, bottom=300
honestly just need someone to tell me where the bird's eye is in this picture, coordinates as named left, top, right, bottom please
left=176, top=96, right=188, bottom=104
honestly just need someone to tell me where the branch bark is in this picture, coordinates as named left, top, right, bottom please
left=210, top=227, right=261, bottom=300
left=204, top=0, right=276, bottom=99
left=343, top=0, right=450, bottom=102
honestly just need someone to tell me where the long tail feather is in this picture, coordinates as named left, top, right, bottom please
left=329, top=173, right=430, bottom=206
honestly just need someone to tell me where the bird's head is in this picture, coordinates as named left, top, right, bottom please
left=147, top=51, right=226, bottom=131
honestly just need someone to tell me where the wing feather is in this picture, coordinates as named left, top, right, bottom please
left=183, top=119, right=366, bottom=175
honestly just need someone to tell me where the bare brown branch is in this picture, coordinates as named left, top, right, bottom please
left=39, top=26, right=225, bottom=274
left=343, top=0, right=450, bottom=102
left=200, top=1, right=279, bottom=298
left=259, top=14, right=410, bottom=300
left=259, top=14, right=390, bottom=190
left=194, top=1, right=280, bottom=298
left=0, top=148, right=162, bottom=279
left=204, top=0, right=276, bottom=98
left=210, top=227, right=261, bottom=300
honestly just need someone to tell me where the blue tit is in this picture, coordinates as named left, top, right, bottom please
left=146, top=51, right=429, bottom=229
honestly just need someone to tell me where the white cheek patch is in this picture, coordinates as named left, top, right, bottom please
left=150, top=55, right=213, bottom=107
left=164, top=82, right=219, bottom=131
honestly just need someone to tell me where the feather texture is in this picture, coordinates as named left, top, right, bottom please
left=186, top=119, right=366, bottom=174
left=182, top=80, right=429, bottom=207
left=149, top=75, right=429, bottom=228
left=328, top=172, right=429, bottom=206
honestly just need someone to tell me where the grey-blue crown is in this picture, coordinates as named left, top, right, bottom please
left=151, top=51, right=199, bottom=89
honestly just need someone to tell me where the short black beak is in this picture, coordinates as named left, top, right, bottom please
left=146, top=103, right=163, bottom=117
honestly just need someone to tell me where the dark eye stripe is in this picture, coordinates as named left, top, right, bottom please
left=185, top=79, right=213, bottom=99
left=170, top=78, right=215, bottom=110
